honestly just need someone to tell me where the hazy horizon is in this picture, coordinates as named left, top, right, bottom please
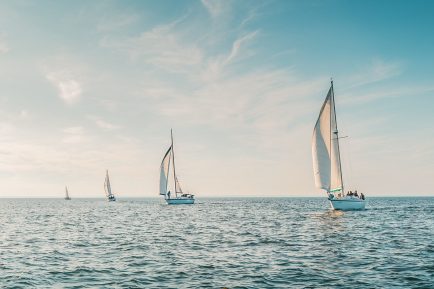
left=1, top=0, right=433, bottom=198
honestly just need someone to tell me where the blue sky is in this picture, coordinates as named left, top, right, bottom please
left=0, top=0, right=433, bottom=197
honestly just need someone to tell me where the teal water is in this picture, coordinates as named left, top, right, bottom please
left=0, top=197, right=433, bottom=288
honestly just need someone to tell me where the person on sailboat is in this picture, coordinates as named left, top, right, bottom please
left=167, top=191, right=171, bottom=199
left=360, top=192, right=365, bottom=200
left=354, top=190, right=359, bottom=198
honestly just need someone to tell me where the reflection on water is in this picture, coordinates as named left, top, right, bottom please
left=0, top=197, right=433, bottom=288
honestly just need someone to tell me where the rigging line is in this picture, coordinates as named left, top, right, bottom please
left=171, top=129, right=178, bottom=196
left=331, top=80, right=345, bottom=194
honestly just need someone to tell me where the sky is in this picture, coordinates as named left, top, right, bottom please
left=0, top=0, right=433, bottom=198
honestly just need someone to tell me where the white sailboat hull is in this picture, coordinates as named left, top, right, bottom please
left=166, top=198, right=195, bottom=205
left=329, top=198, right=366, bottom=210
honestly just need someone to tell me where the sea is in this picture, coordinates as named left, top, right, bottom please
left=0, top=197, right=433, bottom=288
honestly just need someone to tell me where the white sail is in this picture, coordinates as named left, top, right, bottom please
left=159, top=146, right=172, bottom=196
left=312, top=88, right=332, bottom=190
left=65, top=186, right=70, bottom=200
left=104, top=170, right=113, bottom=197
left=312, top=84, right=343, bottom=193
left=175, top=176, right=183, bottom=194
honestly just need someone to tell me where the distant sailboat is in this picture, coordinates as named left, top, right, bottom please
left=312, top=81, right=366, bottom=210
left=104, top=170, right=116, bottom=202
left=65, top=186, right=71, bottom=200
left=159, top=130, right=195, bottom=205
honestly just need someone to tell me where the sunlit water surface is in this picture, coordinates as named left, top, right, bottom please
left=0, top=197, right=433, bottom=288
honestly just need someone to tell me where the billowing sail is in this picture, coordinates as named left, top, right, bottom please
left=312, top=84, right=343, bottom=192
left=159, top=146, right=172, bottom=195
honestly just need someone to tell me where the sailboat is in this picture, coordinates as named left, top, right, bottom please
left=64, top=186, right=71, bottom=200
left=104, top=170, right=116, bottom=202
left=159, top=130, right=195, bottom=205
left=312, top=81, right=366, bottom=210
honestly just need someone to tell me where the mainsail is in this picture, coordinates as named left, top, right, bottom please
left=104, top=170, right=113, bottom=197
left=312, top=82, right=343, bottom=193
left=65, top=186, right=71, bottom=200
left=159, top=146, right=172, bottom=195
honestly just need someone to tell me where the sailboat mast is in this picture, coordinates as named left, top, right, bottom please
left=166, top=151, right=172, bottom=200
left=171, top=129, right=178, bottom=195
left=331, top=80, right=345, bottom=195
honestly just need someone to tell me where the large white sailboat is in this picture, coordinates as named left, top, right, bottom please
left=104, top=170, right=116, bottom=202
left=64, top=186, right=71, bottom=200
left=312, top=81, right=366, bottom=210
left=159, top=130, right=195, bottom=205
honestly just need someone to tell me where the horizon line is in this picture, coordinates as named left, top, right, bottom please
left=0, top=195, right=432, bottom=199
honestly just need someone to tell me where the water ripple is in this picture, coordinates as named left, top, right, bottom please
left=0, top=197, right=433, bottom=288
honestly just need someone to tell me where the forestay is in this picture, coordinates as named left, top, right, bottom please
left=175, top=176, right=183, bottom=194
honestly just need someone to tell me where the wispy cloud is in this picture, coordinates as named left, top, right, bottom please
left=97, top=13, right=138, bottom=32
left=62, top=126, right=85, bottom=143
left=345, top=58, right=403, bottom=89
left=46, top=71, right=83, bottom=105
left=42, top=54, right=89, bottom=105
left=99, top=3, right=261, bottom=82
left=227, top=31, right=258, bottom=64
left=340, top=84, right=434, bottom=105
left=95, top=119, right=121, bottom=131
left=201, top=0, right=225, bottom=18
left=146, top=67, right=326, bottom=139
left=101, top=17, right=203, bottom=74
left=205, top=31, right=259, bottom=81
left=100, top=10, right=321, bottom=139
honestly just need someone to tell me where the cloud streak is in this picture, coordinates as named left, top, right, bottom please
left=97, top=13, right=138, bottom=32
left=101, top=18, right=203, bottom=74
left=344, top=59, right=403, bottom=89
left=95, top=119, right=121, bottom=131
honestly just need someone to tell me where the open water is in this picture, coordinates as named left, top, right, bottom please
left=0, top=197, right=433, bottom=288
